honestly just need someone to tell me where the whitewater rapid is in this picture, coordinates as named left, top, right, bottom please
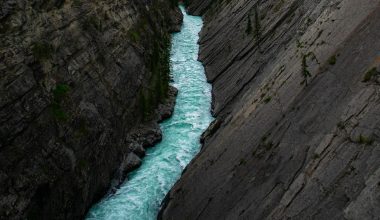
left=86, top=5, right=212, bottom=220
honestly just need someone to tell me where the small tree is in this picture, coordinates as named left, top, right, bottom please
left=301, top=54, right=312, bottom=86
left=246, top=14, right=252, bottom=35
left=254, top=6, right=261, bottom=42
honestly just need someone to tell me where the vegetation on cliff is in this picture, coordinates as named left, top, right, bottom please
left=0, top=0, right=182, bottom=219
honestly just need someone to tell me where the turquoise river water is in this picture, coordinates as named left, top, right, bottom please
left=86, top=6, right=213, bottom=220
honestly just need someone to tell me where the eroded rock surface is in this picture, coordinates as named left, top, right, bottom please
left=0, top=0, right=181, bottom=219
left=160, top=0, right=380, bottom=219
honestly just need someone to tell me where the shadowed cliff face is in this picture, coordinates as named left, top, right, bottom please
left=0, top=0, right=182, bottom=219
left=160, top=0, right=380, bottom=219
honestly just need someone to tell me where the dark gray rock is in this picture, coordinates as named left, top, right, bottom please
left=129, top=143, right=146, bottom=158
left=160, top=0, right=380, bottom=219
left=158, top=86, right=178, bottom=122
left=0, top=0, right=180, bottom=219
left=186, top=0, right=213, bottom=16
left=124, top=153, right=142, bottom=173
left=169, top=7, right=184, bottom=32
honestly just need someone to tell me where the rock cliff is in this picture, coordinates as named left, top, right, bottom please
left=0, top=0, right=182, bottom=219
left=160, top=0, right=380, bottom=219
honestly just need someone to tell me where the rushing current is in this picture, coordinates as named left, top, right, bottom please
left=86, top=5, right=213, bottom=220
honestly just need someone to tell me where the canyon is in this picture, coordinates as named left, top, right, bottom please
left=86, top=5, right=212, bottom=219
left=1, top=0, right=380, bottom=219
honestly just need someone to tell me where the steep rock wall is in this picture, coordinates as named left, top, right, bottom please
left=0, top=0, right=182, bottom=219
left=160, top=0, right=380, bottom=219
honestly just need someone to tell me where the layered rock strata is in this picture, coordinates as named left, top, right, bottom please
left=160, top=0, right=380, bottom=219
left=0, top=0, right=182, bottom=219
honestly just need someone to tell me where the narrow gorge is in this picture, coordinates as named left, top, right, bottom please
left=86, top=5, right=212, bottom=219
left=1, top=0, right=380, bottom=219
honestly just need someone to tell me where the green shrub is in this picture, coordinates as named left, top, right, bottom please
left=357, top=135, right=374, bottom=145
left=51, top=84, right=70, bottom=121
left=254, top=7, right=261, bottom=42
left=264, top=141, right=274, bottom=150
left=139, top=92, right=153, bottom=120
left=337, top=121, right=345, bottom=129
left=245, top=14, right=252, bottom=35
left=328, top=55, right=336, bottom=65
left=263, top=96, right=272, bottom=104
left=51, top=103, right=68, bottom=120
left=32, top=42, right=53, bottom=60
left=128, top=30, right=140, bottom=43
left=53, top=84, right=70, bottom=102
left=77, top=159, right=89, bottom=170
left=239, top=158, right=246, bottom=165
left=362, top=67, right=379, bottom=82
left=301, top=54, right=312, bottom=85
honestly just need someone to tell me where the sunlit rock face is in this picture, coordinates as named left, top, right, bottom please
left=0, top=0, right=182, bottom=219
left=160, top=0, right=380, bottom=219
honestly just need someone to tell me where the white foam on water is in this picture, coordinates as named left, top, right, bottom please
left=86, top=5, right=212, bottom=220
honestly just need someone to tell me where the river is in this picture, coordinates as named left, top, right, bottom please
left=86, top=5, right=212, bottom=220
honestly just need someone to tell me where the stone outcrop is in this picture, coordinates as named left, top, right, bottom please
left=0, top=0, right=182, bottom=219
left=160, top=0, right=380, bottom=219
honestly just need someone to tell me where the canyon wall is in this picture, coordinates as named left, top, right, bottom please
left=0, top=0, right=181, bottom=219
left=160, top=0, right=380, bottom=219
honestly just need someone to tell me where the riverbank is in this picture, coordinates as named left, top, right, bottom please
left=86, top=5, right=213, bottom=219
left=107, top=86, right=178, bottom=192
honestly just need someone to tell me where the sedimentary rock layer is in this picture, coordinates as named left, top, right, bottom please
left=0, top=0, right=181, bottom=219
left=160, top=0, right=380, bottom=219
